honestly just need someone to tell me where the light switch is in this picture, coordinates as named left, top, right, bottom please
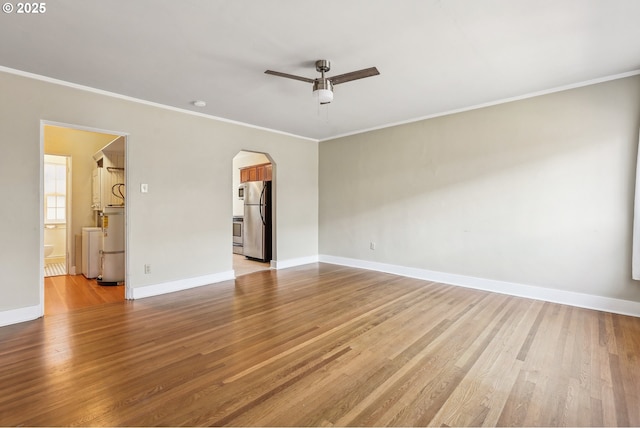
left=140, top=183, right=149, bottom=193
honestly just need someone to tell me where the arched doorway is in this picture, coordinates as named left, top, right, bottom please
left=232, top=150, right=275, bottom=276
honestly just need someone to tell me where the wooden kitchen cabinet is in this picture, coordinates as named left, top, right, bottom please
left=240, top=163, right=272, bottom=182
left=240, top=167, right=256, bottom=182
left=240, top=168, right=249, bottom=183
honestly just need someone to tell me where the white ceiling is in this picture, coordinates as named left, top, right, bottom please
left=2, top=0, right=639, bottom=141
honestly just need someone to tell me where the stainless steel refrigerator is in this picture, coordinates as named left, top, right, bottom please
left=98, top=205, right=125, bottom=285
left=243, top=181, right=272, bottom=262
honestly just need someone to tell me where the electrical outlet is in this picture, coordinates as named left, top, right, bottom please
left=140, top=183, right=149, bottom=193
left=370, top=242, right=376, bottom=250
left=144, top=264, right=151, bottom=274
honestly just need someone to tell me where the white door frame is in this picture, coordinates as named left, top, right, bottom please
left=39, top=120, right=130, bottom=315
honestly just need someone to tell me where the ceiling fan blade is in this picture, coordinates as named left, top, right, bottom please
left=329, top=67, right=380, bottom=85
left=264, top=70, right=315, bottom=84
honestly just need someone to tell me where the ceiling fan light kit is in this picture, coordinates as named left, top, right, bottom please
left=313, top=79, right=333, bottom=104
left=265, top=59, right=379, bottom=105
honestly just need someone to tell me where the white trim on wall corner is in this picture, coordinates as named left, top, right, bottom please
left=319, top=255, right=640, bottom=318
left=0, top=305, right=42, bottom=328
left=271, top=255, right=319, bottom=270
left=131, top=270, right=235, bottom=299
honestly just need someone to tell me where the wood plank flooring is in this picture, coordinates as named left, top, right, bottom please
left=233, top=254, right=271, bottom=277
left=44, top=274, right=124, bottom=315
left=1, top=263, right=639, bottom=426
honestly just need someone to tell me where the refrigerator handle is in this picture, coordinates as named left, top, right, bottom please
left=259, top=182, right=266, bottom=226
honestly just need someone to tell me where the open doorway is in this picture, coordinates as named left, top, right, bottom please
left=232, top=151, right=275, bottom=276
left=42, top=123, right=127, bottom=315
left=43, top=154, right=70, bottom=277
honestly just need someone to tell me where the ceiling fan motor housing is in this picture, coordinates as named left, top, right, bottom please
left=313, top=78, right=333, bottom=93
left=313, top=78, right=333, bottom=104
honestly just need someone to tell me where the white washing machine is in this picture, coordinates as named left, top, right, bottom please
left=81, top=227, right=102, bottom=278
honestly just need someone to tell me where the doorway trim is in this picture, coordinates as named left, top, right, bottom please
left=39, top=120, right=130, bottom=315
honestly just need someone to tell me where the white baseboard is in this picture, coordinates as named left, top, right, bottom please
left=271, top=255, right=319, bottom=270
left=130, top=270, right=236, bottom=299
left=319, top=255, right=640, bottom=318
left=6, top=256, right=636, bottom=327
left=0, top=304, right=42, bottom=327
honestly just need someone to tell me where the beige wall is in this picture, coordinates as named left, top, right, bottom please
left=4, top=66, right=639, bottom=319
left=0, top=70, right=318, bottom=314
left=320, top=75, right=640, bottom=302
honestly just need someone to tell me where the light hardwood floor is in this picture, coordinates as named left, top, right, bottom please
left=1, top=263, right=639, bottom=426
left=233, top=253, right=271, bottom=276
left=44, top=274, right=124, bottom=315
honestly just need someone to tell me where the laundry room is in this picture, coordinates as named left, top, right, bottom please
left=43, top=124, right=126, bottom=313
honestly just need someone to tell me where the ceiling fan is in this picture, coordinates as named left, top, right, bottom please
left=265, top=60, right=379, bottom=105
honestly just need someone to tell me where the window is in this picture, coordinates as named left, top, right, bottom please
left=44, top=158, right=66, bottom=223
